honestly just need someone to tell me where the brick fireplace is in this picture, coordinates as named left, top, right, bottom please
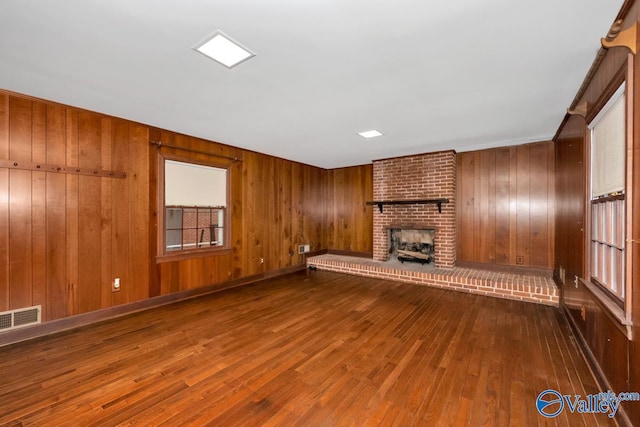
left=372, top=150, right=456, bottom=268
left=308, top=149, right=558, bottom=306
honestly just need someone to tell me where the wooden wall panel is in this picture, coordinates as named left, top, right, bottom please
left=458, top=153, right=475, bottom=262
left=478, top=149, right=496, bottom=264
left=128, top=123, right=151, bottom=303
left=554, top=115, right=585, bottom=288
left=275, top=157, right=293, bottom=269
left=31, top=103, right=47, bottom=311
left=530, top=142, right=554, bottom=268
left=494, top=148, right=510, bottom=264
left=456, top=141, right=555, bottom=269
left=9, top=97, right=33, bottom=309
left=299, top=163, right=327, bottom=253
left=242, top=151, right=269, bottom=276
left=515, top=145, right=531, bottom=266
left=291, top=161, right=327, bottom=258
left=77, top=112, right=102, bottom=313
left=0, top=94, right=8, bottom=312
left=110, top=120, right=130, bottom=309
left=326, top=165, right=373, bottom=255
left=65, top=109, right=79, bottom=315
left=229, top=154, right=243, bottom=277
left=99, top=117, right=112, bottom=310
left=45, top=105, right=67, bottom=320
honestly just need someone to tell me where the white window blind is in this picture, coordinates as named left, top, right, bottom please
left=590, top=84, right=626, bottom=198
left=165, top=160, right=227, bottom=207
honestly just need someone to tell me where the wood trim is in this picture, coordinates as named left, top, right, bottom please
left=566, top=100, right=590, bottom=118
left=585, top=63, right=628, bottom=124
left=150, top=140, right=243, bottom=162
left=156, top=150, right=234, bottom=257
left=155, top=248, right=234, bottom=263
left=625, top=52, right=635, bottom=320
left=566, top=0, right=635, bottom=114
left=601, top=21, right=639, bottom=55
left=0, top=158, right=126, bottom=178
left=582, top=60, right=633, bottom=321
left=0, top=264, right=306, bottom=348
left=579, top=278, right=633, bottom=339
left=551, top=62, right=633, bottom=142
left=561, top=304, right=634, bottom=427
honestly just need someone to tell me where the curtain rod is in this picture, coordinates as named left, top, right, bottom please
left=150, top=140, right=242, bottom=162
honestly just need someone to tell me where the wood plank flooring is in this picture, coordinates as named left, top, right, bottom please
left=0, top=270, right=615, bottom=426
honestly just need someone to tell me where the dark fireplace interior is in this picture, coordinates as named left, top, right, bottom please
left=388, top=228, right=435, bottom=265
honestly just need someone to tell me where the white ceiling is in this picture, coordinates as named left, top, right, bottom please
left=0, top=0, right=624, bottom=168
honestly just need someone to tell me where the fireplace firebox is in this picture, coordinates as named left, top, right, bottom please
left=388, top=228, right=435, bottom=265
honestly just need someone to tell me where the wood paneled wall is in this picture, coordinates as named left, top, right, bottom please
left=556, top=114, right=632, bottom=400
left=0, top=91, right=331, bottom=324
left=0, top=94, right=150, bottom=321
left=553, top=2, right=640, bottom=423
left=554, top=115, right=586, bottom=287
left=456, top=141, right=555, bottom=269
left=326, top=165, right=373, bottom=254
left=239, top=150, right=327, bottom=276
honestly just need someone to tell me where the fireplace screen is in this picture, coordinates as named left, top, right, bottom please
left=388, top=228, right=435, bottom=264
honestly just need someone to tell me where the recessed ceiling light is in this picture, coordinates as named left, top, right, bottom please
left=358, top=130, right=383, bottom=138
left=194, top=30, right=255, bottom=69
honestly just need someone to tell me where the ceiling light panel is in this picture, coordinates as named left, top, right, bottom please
left=194, top=30, right=255, bottom=68
left=358, top=130, right=383, bottom=138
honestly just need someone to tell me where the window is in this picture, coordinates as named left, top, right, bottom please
left=588, top=83, right=626, bottom=303
left=162, top=159, right=228, bottom=254
left=590, top=197, right=625, bottom=300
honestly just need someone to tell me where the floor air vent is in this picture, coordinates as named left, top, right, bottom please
left=0, top=306, right=41, bottom=331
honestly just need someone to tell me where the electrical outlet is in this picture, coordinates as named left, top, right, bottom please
left=298, top=244, right=311, bottom=254
left=516, top=256, right=524, bottom=265
left=260, top=257, right=264, bottom=264
left=112, top=278, right=121, bottom=292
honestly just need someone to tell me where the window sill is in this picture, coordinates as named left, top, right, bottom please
left=156, top=247, right=233, bottom=263
left=579, top=278, right=633, bottom=340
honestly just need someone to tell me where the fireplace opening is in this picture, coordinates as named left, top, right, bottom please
left=387, top=228, right=435, bottom=265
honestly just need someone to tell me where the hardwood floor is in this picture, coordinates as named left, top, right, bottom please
left=0, top=270, right=615, bottom=426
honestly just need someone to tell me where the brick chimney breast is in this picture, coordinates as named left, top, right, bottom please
left=372, top=151, right=456, bottom=268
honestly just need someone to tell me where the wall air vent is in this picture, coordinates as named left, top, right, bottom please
left=0, top=306, right=41, bottom=331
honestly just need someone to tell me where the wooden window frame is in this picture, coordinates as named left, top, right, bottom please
left=584, top=66, right=634, bottom=326
left=157, top=152, right=232, bottom=261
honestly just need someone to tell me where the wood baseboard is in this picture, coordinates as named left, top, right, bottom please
left=0, top=264, right=306, bottom=348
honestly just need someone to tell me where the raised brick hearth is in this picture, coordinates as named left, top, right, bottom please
left=308, top=254, right=558, bottom=306
left=373, top=151, right=456, bottom=268
left=339, top=149, right=558, bottom=306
